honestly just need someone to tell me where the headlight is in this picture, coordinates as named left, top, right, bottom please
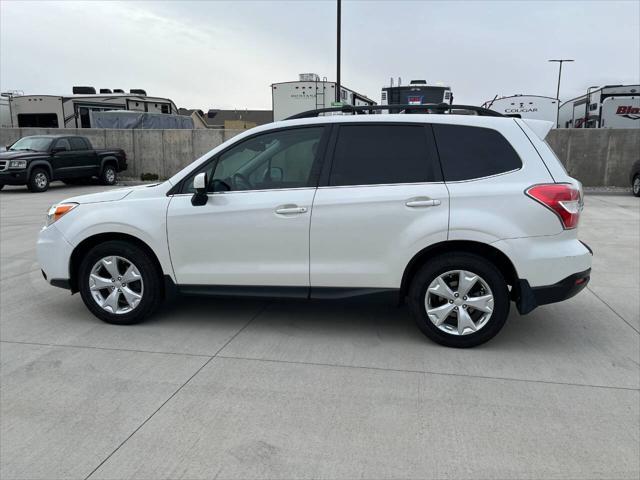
left=8, top=160, right=27, bottom=169
left=46, top=203, right=78, bottom=227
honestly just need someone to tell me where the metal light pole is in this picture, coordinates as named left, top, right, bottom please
left=336, top=0, right=341, bottom=103
left=584, top=85, right=598, bottom=128
left=548, top=59, right=574, bottom=127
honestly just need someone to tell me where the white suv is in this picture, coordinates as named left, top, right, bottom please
left=37, top=109, right=592, bottom=347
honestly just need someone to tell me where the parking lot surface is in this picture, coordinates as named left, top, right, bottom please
left=1, top=183, right=638, bottom=479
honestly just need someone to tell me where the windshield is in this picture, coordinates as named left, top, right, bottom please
left=9, top=137, right=53, bottom=152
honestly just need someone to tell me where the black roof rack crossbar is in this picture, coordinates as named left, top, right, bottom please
left=285, top=103, right=504, bottom=120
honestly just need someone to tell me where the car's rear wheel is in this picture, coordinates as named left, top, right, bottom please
left=408, top=253, right=510, bottom=348
left=633, top=175, right=640, bottom=197
left=28, top=168, right=50, bottom=192
left=78, top=241, right=161, bottom=325
left=100, top=164, right=117, bottom=185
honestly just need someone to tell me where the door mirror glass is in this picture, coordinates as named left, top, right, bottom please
left=51, top=146, right=67, bottom=154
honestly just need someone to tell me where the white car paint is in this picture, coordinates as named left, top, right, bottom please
left=37, top=113, right=591, bottom=302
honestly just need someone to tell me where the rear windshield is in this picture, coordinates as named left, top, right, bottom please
left=432, top=124, right=522, bottom=181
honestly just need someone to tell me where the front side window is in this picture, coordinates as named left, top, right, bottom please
left=185, top=127, right=325, bottom=193
left=8, top=136, right=52, bottom=152
left=329, top=124, right=441, bottom=186
left=433, top=124, right=522, bottom=181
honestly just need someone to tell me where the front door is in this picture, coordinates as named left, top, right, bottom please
left=167, top=126, right=328, bottom=287
left=50, top=138, right=82, bottom=179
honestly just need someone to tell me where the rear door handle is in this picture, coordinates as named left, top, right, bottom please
left=275, top=205, right=308, bottom=215
left=405, top=198, right=441, bottom=208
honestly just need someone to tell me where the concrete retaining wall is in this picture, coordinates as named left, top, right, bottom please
left=1, top=127, right=638, bottom=186
left=0, top=128, right=241, bottom=179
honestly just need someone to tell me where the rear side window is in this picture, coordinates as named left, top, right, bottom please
left=432, top=124, right=522, bottom=181
left=69, top=137, right=89, bottom=150
left=329, top=124, right=441, bottom=186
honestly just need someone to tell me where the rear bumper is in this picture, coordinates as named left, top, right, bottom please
left=515, top=268, right=591, bottom=314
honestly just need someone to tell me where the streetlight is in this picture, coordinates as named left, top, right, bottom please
left=336, top=0, right=341, bottom=103
left=548, top=59, right=574, bottom=127
left=584, top=85, right=598, bottom=128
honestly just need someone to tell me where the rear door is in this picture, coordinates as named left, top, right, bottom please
left=68, top=137, right=99, bottom=177
left=310, top=123, right=449, bottom=290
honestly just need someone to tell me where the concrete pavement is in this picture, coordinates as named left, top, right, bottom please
left=1, top=182, right=638, bottom=479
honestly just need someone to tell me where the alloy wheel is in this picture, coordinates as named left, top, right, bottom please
left=89, top=256, right=144, bottom=314
left=425, top=270, right=494, bottom=336
left=34, top=172, right=48, bottom=189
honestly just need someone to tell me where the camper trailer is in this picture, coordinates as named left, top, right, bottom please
left=271, top=74, right=376, bottom=121
left=381, top=79, right=453, bottom=112
left=8, top=87, right=179, bottom=128
left=482, top=95, right=559, bottom=123
left=558, top=84, right=639, bottom=129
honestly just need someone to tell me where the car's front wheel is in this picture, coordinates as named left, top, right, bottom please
left=633, top=175, right=640, bottom=197
left=78, top=240, right=162, bottom=325
left=408, top=253, right=510, bottom=348
left=28, top=168, right=50, bottom=192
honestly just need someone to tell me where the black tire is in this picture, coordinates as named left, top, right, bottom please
left=408, top=252, right=510, bottom=348
left=633, top=175, right=640, bottom=197
left=27, top=168, right=50, bottom=192
left=100, top=164, right=117, bottom=185
left=78, top=240, right=162, bottom=325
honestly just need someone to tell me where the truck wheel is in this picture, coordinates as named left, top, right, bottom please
left=28, top=168, right=50, bottom=193
left=78, top=240, right=162, bottom=325
left=100, top=164, right=117, bottom=185
left=408, top=252, right=510, bottom=348
left=633, top=175, right=640, bottom=197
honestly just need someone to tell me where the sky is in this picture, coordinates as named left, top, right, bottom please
left=1, top=0, right=639, bottom=110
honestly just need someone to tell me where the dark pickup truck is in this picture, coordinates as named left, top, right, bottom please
left=0, top=135, right=127, bottom=192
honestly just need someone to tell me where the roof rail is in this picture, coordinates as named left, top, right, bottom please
left=285, top=103, right=504, bottom=120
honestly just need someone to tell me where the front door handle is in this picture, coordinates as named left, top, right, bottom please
left=275, top=205, right=308, bottom=215
left=405, top=198, right=441, bottom=208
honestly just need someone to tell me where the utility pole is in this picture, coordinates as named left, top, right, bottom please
left=336, top=0, right=341, bottom=103
left=548, top=59, right=574, bottom=127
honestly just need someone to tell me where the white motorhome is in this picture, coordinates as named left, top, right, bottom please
left=381, top=79, right=453, bottom=112
left=8, top=87, right=179, bottom=128
left=482, top=95, right=559, bottom=123
left=558, top=84, right=640, bottom=129
left=271, top=74, right=376, bottom=121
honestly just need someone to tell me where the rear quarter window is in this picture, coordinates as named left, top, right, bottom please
left=432, top=124, right=522, bottom=181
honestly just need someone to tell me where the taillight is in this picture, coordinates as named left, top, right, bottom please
left=525, top=183, right=582, bottom=229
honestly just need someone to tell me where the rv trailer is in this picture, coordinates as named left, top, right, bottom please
left=558, top=84, right=639, bottom=129
left=381, top=79, right=453, bottom=112
left=482, top=95, right=559, bottom=123
left=271, top=74, right=376, bottom=122
left=8, top=87, right=179, bottom=128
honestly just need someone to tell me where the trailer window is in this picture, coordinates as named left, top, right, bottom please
left=17, top=113, right=58, bottom=128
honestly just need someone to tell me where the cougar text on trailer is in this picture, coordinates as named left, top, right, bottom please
left=482, top=95, right=559, bottom=123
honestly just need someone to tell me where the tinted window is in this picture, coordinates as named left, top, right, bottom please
left=185, top=127, right=325, bottom=193
left=69, top=137, right=89, bottom=150
left=329, top=125, right=440, bottom=186
left=432, top=124, right=521, bottom=181
left=54, top=139, right=71, bottom=151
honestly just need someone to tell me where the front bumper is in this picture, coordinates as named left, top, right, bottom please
left=0, top=169, right=28, bottom=185
left=37, top=224, right=74, bottom=289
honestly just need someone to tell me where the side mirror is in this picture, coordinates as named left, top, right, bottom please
left=51, top=146, right=67, bottom=154
left=191, top=172, right=208, bottom=206
left=269, top=166, right=284, bottom=182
